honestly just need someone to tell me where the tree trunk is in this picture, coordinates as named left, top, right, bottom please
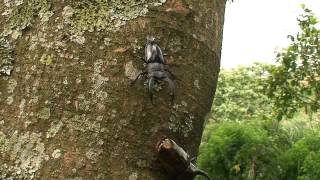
left=0, top=0, right=226, bottom=179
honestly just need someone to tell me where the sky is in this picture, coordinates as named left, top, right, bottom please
left=221, top=0, right=320, bottom=68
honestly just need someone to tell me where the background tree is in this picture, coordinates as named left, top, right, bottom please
left=209, top=63, right=273, bottom=123
left=0, top=0, right=226, bottom=179
left=267, top=5, right=320, bottom=120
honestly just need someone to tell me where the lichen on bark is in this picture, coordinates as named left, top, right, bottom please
left=0, top=131, right=48, bottom=179
left=61, top=0, right=167, bottom=44
left=169, top=102, right=194, bottom=137
left=0, top=37, right=14, bottom=76
left=69, top=0, right=167, bottom=34
left=1, top=0, right=52, bottom=38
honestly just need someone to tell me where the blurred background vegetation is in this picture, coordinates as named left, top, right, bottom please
left=197, top=6, right=320, bottom=180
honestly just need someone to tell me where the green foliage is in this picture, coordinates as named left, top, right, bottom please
left=198, top=121, right=320, bottom=180
left=281, top=132, right=320, bottom=180
left=211, top=63, right=274, bottom=122
left=197, top=121, right=281, bottom=180
left=299, top=150, right=320, bottom=180
left=267, top=6, right=320, bottom=120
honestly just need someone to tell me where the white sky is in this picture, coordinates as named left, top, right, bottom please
left=221, top=0, right=320, bottom=68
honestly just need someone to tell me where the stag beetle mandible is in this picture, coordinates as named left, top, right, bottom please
left=156, top=137, right=213, bottom=180
left=131, top=36, right=176, bottom=105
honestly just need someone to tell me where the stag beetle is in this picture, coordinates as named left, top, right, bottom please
left=131, top=36, right=176, bottom=105
left=156, top=137, right=213, bottom=180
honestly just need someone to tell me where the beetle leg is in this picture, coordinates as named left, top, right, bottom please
left=165, top=69, right=181, bottom=81
left=131, top=71, right=147, bottom=86
left=148, top=77, right=155, bottom=104
left=142, top=58, right=147, bottom=64
left=163, top=77, right=175, bottom=105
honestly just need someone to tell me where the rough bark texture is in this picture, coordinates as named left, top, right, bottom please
left=0, top=0, right=226, bottom=179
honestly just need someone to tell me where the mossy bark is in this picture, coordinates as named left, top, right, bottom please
left=0, top=0, right=226, bottom=179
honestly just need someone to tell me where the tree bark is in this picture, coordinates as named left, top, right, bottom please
left=0, top=0, right=226, bottom=179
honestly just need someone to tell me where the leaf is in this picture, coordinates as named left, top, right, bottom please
left=233, top=164, right=241, bottom=173
left=309, top=16, right=318, bottom=25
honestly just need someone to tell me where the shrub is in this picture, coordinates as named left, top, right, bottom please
left=281, top=132, right=320, bottom=180
left=197, top=122, right=281, bottom=180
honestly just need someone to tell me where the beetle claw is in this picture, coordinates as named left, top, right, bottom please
left=131, top=71, right=147, bottom=86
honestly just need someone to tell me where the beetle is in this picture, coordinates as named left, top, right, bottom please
left=131, top=36, right=176, bottom=105
left=156, top=137, right=213, bottom=180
